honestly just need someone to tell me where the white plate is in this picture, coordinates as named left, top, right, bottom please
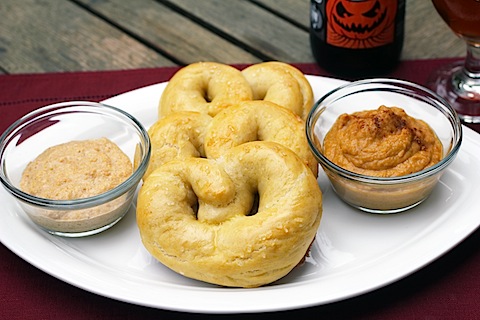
left=1, top=76, right=480, bottom=314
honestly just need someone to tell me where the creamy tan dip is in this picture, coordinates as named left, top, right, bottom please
left=323, top=106, right=443, bottom=177
left=21, top=138, right=132, bottom=199
left=20, top=138, right=133, bottom=233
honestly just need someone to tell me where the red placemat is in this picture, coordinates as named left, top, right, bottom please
left=3, top=58, right=478, bottom=133
left=1, top=60, right=479, bottom=320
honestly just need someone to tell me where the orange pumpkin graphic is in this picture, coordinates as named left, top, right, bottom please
left=326, top=0, right=397, bottom=49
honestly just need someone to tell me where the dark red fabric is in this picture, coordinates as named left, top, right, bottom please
left=1, top=60, right=479, bottom=320
left=0, top=67, right=179, bottom=133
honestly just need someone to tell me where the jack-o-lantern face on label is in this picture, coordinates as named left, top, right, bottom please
left=326, top=0, right=397, bottom=49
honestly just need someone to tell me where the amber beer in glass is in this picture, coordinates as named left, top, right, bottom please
left=428, top=0, right=480, bottom=123
left=310, top=0, right=406, bottom=78
left=432, top=0, right=480, bottom=44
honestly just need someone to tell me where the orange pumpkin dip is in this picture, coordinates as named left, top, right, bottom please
left=323, top=105, right=443, bottom=177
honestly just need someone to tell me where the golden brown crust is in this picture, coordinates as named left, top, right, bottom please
left=137, top=142, right=322, bottom=288
left=137, top=61, right=322, bottom=288
left=144, top=100, right=318, bottom=179
left=159, top=62, right=253, bottom=117
left=242, top=62, right=314, bottom=119
left=205, top=100, right=318, bottom=175
left=143, top=111, right=212, bottom=179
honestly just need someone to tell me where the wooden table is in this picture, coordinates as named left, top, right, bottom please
left=0, top=0, right=465, bottom=74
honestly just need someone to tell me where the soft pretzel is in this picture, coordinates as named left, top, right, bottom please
left=159, top=62, right=253, bottom=117
left=242, top=62, right=314, bottom=119
left=137, top=142, right=322, bottom=288
left=204, top=100, right=318, bottom=175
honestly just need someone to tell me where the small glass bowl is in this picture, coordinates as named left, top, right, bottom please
left=306, top=79, right=463, bottom=214
left=0, top=101, right=151, bottom=236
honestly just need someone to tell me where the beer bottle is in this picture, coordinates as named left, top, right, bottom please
left=310, top=0, right=406, bottom=79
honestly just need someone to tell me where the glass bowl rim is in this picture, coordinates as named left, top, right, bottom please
left=305, top=78, right=463, bottom=184
left=0, top=101, right=151, bottom=209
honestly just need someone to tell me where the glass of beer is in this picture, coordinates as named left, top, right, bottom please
left=427, top=0, right=480, bottom=123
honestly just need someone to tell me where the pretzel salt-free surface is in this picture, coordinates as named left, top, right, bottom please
left=242, top=61, right=314, bottom=120
left=137, top=142, right=322, bottom=288
left=159, top=62, right=253, bottom=117
left=205, top=100, right=318, bottom=175
left=137, top=62, right=323, bottom=287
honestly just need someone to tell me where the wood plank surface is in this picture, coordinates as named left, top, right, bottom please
left=403, top=1, right=464, bottom=59
left=75, top=0, right=261, bottom=65
left=0, top=0, right=467, bottom=75
left=0, top=0, right=174, bottom=74
left=248, top=0, right=310, bottom=30
left=165, top=0, right=312, bottom=62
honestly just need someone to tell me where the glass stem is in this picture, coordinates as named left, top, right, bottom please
left=452, top=43, right=480, bottom=100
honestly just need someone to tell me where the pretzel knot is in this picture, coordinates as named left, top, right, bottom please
left=143, top=100, right=318, bottom=180
left=137, top=142, right=322, bottom=288
left=138, top=61, right=322, bottom=288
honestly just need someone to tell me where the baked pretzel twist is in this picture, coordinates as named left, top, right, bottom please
left=137, top=142, right=322, bottom=288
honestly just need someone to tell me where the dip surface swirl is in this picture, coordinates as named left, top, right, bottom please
left=323, top=106, right=443, bottom=177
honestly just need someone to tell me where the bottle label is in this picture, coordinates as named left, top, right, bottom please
left=312, top=0, right=399, bottom=49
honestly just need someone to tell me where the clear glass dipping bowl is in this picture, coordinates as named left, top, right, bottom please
left=306, top=79, right=463, bottom=214
left=0, top=101, right=151, bottom=236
